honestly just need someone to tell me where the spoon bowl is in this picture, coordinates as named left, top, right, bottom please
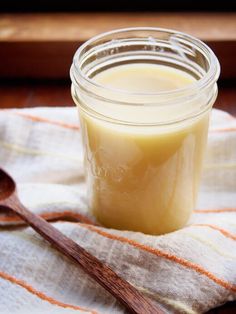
left=0, top=169, right=16, bottom=201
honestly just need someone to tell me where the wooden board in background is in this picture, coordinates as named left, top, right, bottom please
left=0, top=13, right=236, bottom=79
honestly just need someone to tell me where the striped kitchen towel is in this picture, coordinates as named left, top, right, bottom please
left=0, top=107, right=235, bottom=314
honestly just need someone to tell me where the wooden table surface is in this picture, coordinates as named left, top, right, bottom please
left=0, top=79, right=235, bottom=116
left=0, top=13, right=235, bottom=313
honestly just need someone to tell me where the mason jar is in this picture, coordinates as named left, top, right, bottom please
left=70, top=27, right=220, bottom=235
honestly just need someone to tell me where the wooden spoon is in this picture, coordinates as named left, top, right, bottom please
left=0, top=169, right=163, bottom=314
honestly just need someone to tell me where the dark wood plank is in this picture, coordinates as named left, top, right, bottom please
left=0, top=80, right=235, bottom=116
left=1, top=40, right=235, bottom=79
left=217, top=80, right=236, bottom=116
left=0, top=80, right=72, bottom=108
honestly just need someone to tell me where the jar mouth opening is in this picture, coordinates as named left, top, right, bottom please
left=71, top=27, right=220, bottom=101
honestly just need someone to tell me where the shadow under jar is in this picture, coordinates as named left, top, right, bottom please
left=70, top=27, right=220, bottom=235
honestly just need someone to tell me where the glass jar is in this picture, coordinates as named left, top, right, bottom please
left=70, top=27, right=220, bottom=235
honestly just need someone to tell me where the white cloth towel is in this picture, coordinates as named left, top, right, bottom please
left=0, top=107, right=235, bottom=314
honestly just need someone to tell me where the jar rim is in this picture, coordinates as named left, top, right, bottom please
left=71, top=27, right=220, bottom=100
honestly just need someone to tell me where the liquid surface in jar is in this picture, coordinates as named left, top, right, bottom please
left=94, top=63, right=194, bottom=93
left=80, top=63, right=209, bottom=235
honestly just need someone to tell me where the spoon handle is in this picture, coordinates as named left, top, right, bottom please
left=4, top=195, right=163, bottom=314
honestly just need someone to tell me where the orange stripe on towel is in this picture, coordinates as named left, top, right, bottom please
left=0, top=270, right=97, bottom=313
left=0, top=211, right=94, bottom=225
left=193, top=224, right=236, bottom=241
left=194, top=208, right=236, bottom=214
left=210, top=127, right=236, bottom=133
left=81, top=224, right=236, bottom=293
left=12, top=112, right=235, bottom=134
left=8, top=111, right=80, bottom=131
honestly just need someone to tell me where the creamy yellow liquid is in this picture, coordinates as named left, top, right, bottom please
left=79, top=64, right=209, bottom=235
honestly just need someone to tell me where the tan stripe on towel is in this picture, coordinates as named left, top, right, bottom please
left=0, top=211, right=94, bottom=225
left=1, top=207, right=235, bottom=224
left=210, top=127, right=236, bottom=133
left=193, top=224, right=236, bottom=241
left=194, top=208, right=236, bottom=214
